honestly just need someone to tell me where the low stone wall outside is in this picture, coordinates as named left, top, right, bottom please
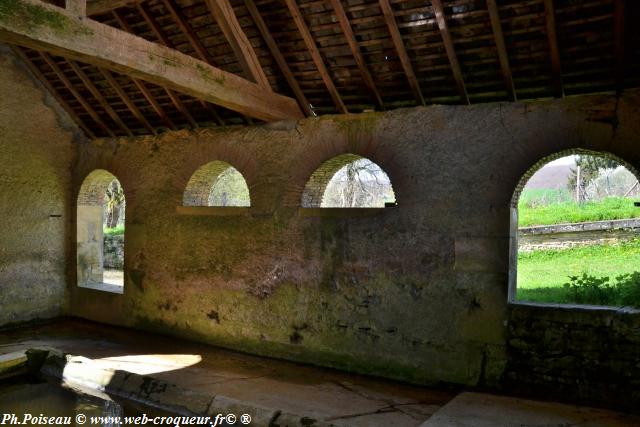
left=103, top=234, right=124, bottom=269
left=518, top=218, right=640, bottom=251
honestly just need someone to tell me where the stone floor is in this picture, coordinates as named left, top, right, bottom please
left=0, top=319, right=454, bottom=426
left=1, top=319, right=639, bottom=427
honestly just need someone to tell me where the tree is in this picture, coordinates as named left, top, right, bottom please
left=568, top=155, right=619, bottom=203
left=323, top=159, right=395, bottom=207
left=104, top=179, right=125, bottom=228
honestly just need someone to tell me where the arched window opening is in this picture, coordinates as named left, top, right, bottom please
left=183, top=161, right=250, bottom=207
left=510, top=151, right=640, bottom=307
left=77, top=170, right=125, bottom=293
left=302, top=154, right=396, bottom=208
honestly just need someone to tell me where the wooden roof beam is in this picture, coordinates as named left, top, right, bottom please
left=204, top=0, right=271, bottom=89
left=329, top=0, right=383, bottom=110
left=486, top=0, right=516, bottom=101
left=0, top=0, right=303, bottom=122
left=66, top=0, right=86, bottom=17
left=378, top=0, right=424, bottom=106
left=112, top=9, right=177, bottom=130
left=40, top=52, right=114, bottom=136
left=244, top=0, right=312, bottom=116
left=284, top=0, right=347, bottom=113
left=614, top=0, right=625, bottom=95
left=12, top=46, right=95, bottom=138
left=87, top=0, right=145, bottom=16
left=162, top=0, right=213, bottom=64
left=67, top=60, right=133, bottom=135
left=99, top=68, right=157, bottom=134
left=431, top=0, right=469, bottom=105
left=138, top=2, right=223, bottom=126
left=133, top=79, right=178, bottom=130
left=543, top=0, right=563, bottom=98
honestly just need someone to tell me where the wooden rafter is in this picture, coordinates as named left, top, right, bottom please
left=12, top=46, right=95, bottom=138
left=88, top=0, right=145, bottom=16
left=165, top=90, right=200, bottom=128
left=486, top=0, right=516, bottom=101
left=67, top=60, right=133, bottom=135
left=378, top=0, right=425, bottom=106
left=162, top=0, right=213, bottom=64
left=329, top=0, right=383, bottom=110
left=40, top=52, right=114, bottom=136
left=154, top=0, right=226, bottom=125
left=284, top=0, right=347, bottom=113
left=543, top=0, right=563, bottom=98
left=204, top=0, right=271, bottom=89
left=0, top=0, right=303, bottom=121
left=614, top=0, right=625, bottom=95
left=112, top=9, right=178, bottom=130
left=244, top=0, right=312, bottom=116
left=137, top=2, right=172, bottom=46
left=431, top=0, right=469, bottom=104
left=99, top=68, right=156, bottom=134
left=132, top=79, right=177, bottom=130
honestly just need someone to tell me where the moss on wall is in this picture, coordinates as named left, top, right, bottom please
left=0, top=46, right=78, bottom=325
left=66, top=91, right=640, bottom=394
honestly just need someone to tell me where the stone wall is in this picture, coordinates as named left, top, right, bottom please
left=0, top=45, right=79, bottom=326
left=518, top=219, right=640, bottom=251
left=66, top=88, right=640, bottom=401
left=103, top=234, right=124, bottom=269
left=506, top=303, right=640, bottom=411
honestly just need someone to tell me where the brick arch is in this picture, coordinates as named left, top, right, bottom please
left=78, top=169, right=123, bottom=206
left=510, top=148, right=640, bottom=208
left=77, top=169, right=125, bottom=293
left=183, top=160, right=251, bottom=206
left=301, top=153, right=396, bottom=208
left=507, top=148, right=640, bottom=302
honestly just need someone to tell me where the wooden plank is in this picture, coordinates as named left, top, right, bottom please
left=431, top=0, right=469, bottom=104
left=111, top=9, right=176, bottom=130
left=12, top=46, right=95, bottom=138
left=543, top=0, right=563, bottom=98
left=66, top=0, right=86, bottom=16
left=204, top=0, right=271, bottom=89
left=87, top=0, right=144, bottom=16
left=0, top=0, right=303, bottom=121
left=132, top=79, right=177, bottom=130
left=614, top=0, right=625, bottom=95
left=329, top=0, right=383, bottom=110
left=486, top=0, right=516, bottom=101
left=99, top=68, right=157, bottom=134
left=283, top=0, right=347, bottom=113
left=162, top=0, right=213, bottom=64
left=378, top=0, right=424, bottom=105
left=67, top=60, right=133, bottom=135
left=40, top=52, right=114, bottom=136
left=137, top=2, right=172, bottom=46
left=137, top=3, right=223, bottom=125
left=244, top=0, right=312, bottom=115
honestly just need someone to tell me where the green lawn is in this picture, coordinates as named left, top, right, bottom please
left=104, top=225, right=124, bottom=236
left=518, top=196, right=640, bottom=227
left=517, top=239, right=640, bottom=304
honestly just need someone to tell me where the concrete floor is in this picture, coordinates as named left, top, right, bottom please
left=1, top=319, right=638, bottom=427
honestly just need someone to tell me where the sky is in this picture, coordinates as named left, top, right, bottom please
left=545, top=155, right=577, bottom=167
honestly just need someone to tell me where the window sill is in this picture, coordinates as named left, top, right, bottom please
left=77, top=282, right=124, bottom=294
left=508, top=300, right=640, bottom=314
left=176, top=206, right=251, bottom=216
left=298, top=207, right=388, bottom=217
